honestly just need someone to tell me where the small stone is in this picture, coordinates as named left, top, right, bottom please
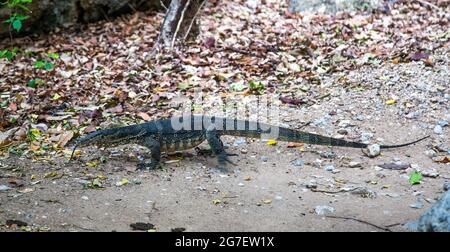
left=348, top=161, right=361, bottom=168
left=314, top=205, right=335, bottom=215
left=410, top=200, right=424, bottom=209
left=240, top=149, right=248, bottom=154
left=324, top=165, right=334, bottom=172
left=234, top=138, right=246, bottom=146
left=355, top=115, right=365, bottom=121
left=366, top=144, right=381, bottom=158
left=443, top=182, right=449, bottom=191
left=434, top=125, right=443, bottom=135
left=424, top=150, right=437, bottom=157
left=438, top=120, right=449, bottom=127
left=275, top=195, right=283, bottom=200
left=0, top=185, right=11, bottom=191
left=361, top=133, right=374, bottom=143
left=422, top=169, right=439, bottom=178
left=238, top=182, right=244, bottom=187
left=337, top=128, right=348, bottom=135
left=338, top=120, right=352, bottom=128
left=81, top=196, right=89, bottom=200
left=260, top=156, right=268, bottom=162
left=312, top=159, right=323, bottom=167
left=292, top=159, right=304, bottom=166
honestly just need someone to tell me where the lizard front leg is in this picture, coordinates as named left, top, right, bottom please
left=205, top=128, right=237, bottom=171
left=136, top=136, right=162, bottom=171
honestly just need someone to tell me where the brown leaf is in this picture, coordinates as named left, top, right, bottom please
left=58, top=131, right=74, bottom=147
left=280, top=96, right=305, bottom=106
left=137, top=112, right=151, bottom=121
left=287, top=142, right=304, bottom=148
left=435, top=157, right=450, bottom=164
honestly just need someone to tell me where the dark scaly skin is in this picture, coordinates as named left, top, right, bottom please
left=69, top=115, right=430, bottom=171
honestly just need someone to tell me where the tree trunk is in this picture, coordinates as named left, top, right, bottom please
left=157, top=0, right=206, bottom=49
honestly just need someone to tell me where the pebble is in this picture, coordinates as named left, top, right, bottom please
left=292, top=159, right=304, bottom=166
left=240, top=149, right=248, bottom=154
left=444, top=182, right=450, bottom=191
left=81, top=196, right=89, bottom=200
left=238, top=182, right=244, bottom=187
left=324, top=165, right=335, bottom=172
left=312, top=159, right=323, bottom=167
left=314, top=205, right=335, bottom=215
left=234, top=138, right=246, bottom=146
left=422, top=169, right=439, bottom=178
left=355, top=115, right=365, bottom=121
left=433, top=125, right=443, bottom=134
left=410, top=200, right=424, bottom=209
left=348, top=161, right=361, bottom=168
left=0, top=185, right=11, bottom=191
left=360, top=132, right=374, bottom=142
left=438, top=120, right=449, bottom=127
left=260, top=156, right=268, bottom=162
left=366, top=144, right=381, bottom=157
left=275, top=195, right=283, bottom=200
left=424, top=150, right=437, bottom=157
left=337, top=128, right=348, bottom=135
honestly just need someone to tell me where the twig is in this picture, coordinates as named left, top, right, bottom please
left=160, top=0, right=168, bottom=11
left=183, top=0, right=206, bottom=41
left=325, top=215, right=392, bottom=232
left=171, top=0, right=191, bottom=49
left=416, top=0, right=440, bottom=11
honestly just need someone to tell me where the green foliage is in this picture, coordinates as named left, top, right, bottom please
left=0, top=47, right=17, bottom=60
left=0, top=1, right=32, bottom=61
left=248, top=80, right=265, bottom=93
left=409, top=171, right=422, bottom=185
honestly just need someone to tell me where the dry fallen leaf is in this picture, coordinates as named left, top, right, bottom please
left=58, top=131, right=74, bottom=147
left=137, top=112, right=152, bottom=121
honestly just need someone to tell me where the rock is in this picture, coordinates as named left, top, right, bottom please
left=424, top=150, right=437, bottom=158
left=417, top=191, right=450, bottom=232
left=410, top=199, right=424, bottom=209
left=0, top=185, right=11, bottom=191
left=443, top=182, right=449, bottom=192
left=234, top=138, right=246, bottom=146
left=81, top=196, right=89, bottom=200
left=438, top=120, right=449, bottom=127
left=324, top=165, right=335, bottom=172
left=260, top=156, right=268, bottom=162
left=365, top=144, right=381, bottom=158
left=292, top=159, right=304, bottom=166
left=434, top=125, right=443, bottom=135
left=348, top=161, right=362, bottom=168
left=288, top=0, right=383, bottom=14
left=338, top=120, right=353, bottom=128
left=314, top=205, right=335, bottom=215
left=337, top=128, right=349, bottom=135
left=360, top=132, right=374, bottom=143
left=422, top=169, right=439, bottom=178
left=312, top=159, right=323, bottom=167
left=240, top=149, right=248, bottom=154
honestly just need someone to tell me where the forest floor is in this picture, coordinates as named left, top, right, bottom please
left=0, top=0, right=449, bottom=232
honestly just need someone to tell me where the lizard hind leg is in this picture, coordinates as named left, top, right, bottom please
left=136, top=136, right=162, bottom=171
left=205, top=128, right=237, bottom=171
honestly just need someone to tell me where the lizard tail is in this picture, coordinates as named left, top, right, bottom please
left=69, top=143, right=79, bottom=161
left=379, top=135, right=430, bottom=149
